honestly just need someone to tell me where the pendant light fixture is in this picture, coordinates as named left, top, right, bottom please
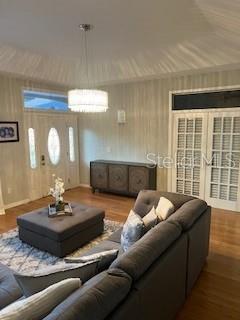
left=68, top=24, right=108, bottom=113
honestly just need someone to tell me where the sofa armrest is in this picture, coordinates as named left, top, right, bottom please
left=186, top=206, right=211, bottom=295
left=0, top=263, right=22, bottom=310
left=167, top=198, right=208, bottom=231
left=44, top=269, right=132, bottom=320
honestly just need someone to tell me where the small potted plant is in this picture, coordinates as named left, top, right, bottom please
left=49, top=175, right=65, bottom=212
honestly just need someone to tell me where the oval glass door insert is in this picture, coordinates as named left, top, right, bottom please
left=48, top=128, right=60, bottom=165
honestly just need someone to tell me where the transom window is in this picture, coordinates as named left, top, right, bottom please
left=68, top=127, right=75, bottom=162
left=48, top=128, right=60, bottom=165
left=23, top=90, right=68, bottom=112
left=28, top=128, right=37, bottom=169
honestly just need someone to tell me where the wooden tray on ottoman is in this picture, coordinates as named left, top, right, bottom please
left=48, top=202, right=73, bottom=218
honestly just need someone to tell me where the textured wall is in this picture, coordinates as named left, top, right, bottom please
left=0, top=75, right=67, bottom=205
left=1, top=69, right=240, bottom=205
left=79, top=69, right=240, bottom=190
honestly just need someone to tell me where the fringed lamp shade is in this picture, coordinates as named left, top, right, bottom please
left=68, top=89, right=108, bottom=113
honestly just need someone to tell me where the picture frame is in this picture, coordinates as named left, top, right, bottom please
left=0, top=122, right=19, bottom=143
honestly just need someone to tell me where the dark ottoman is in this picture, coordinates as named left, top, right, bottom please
left=17, top=203, right=105, bottom=257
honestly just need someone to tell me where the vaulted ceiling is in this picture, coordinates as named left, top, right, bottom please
left=0, top=0, right=239, bottom=86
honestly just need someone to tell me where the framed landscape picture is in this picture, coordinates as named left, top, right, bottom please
left=0, top=122, right=19, bottom=143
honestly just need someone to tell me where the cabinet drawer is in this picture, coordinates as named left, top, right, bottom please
left=90, top=163, right=108, bottom=189
left=109, top=165, right=128, bottom=192
left=129, top=166, right=149, bottom=194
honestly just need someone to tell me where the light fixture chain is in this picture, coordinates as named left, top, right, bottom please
left=68, top=23, right=108, bottom=113
left=84, top=30, right=90, bottom=89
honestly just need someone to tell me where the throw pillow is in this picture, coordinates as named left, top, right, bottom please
left=142, top=206, right=158, bottom=232
left=121, top=210, right=144, bottom=252
left=64, top=249, right=119, bottom=272
left=0, top=278, right=81, bottom=320
left=156, top=197, right=175, bottom=220
left=14, top=260, right=98, bottom=297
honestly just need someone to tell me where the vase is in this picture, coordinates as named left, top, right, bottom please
left=55, top=201, right=65, bottom=212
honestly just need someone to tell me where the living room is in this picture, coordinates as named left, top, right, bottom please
left=0, top=1, right=239, bottom=319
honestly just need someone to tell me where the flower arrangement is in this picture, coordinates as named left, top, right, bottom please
left=49, top=175, right=65, bottom=211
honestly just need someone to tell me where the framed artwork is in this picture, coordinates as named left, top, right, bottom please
left=0, top=122, right=19, bottom=143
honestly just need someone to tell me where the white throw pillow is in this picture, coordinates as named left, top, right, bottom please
left=156, top=197, right=175, bottom=220
left=142, top=206, right=158, bottom=232
left=121, top=210, right=144, bottom=252
left=0, top=278, right=81, bottom=320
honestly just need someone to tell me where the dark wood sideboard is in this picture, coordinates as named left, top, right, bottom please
left=90, top=160, right=157, bottom=197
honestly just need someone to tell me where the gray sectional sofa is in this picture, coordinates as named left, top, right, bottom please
left=0, top=191, right=211, bottom=320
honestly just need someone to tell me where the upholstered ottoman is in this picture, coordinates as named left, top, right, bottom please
left=17, top=203, right=105, bottom=257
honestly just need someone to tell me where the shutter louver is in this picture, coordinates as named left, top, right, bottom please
left=175, top=117, right=202, bottom=197
left=210, top=116, right=240, bottom=202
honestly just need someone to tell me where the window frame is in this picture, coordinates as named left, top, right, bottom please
left=68, top=126, right=76, bottom=163
left=28, top=127, right=37, bottom=169
left=22, top=88, right=71, bottom=114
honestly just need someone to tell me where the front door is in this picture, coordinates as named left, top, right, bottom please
left=25, top=113, right=79, bottom=200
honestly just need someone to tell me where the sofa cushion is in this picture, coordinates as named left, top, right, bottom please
left=142, top=206, right=158, bottom=232
left=134, top=190, right=194, bottom=217
left=81, top=240, right=121, bottom=255
left=14, top=261, right=98, bottom=297
left=43, top=269, right=132, bottom=320
left=110, top=221, right=181, bottom=281
left=167, top=199, right=208, bottom=231
left=156, top=197, right=175, bottom=220
left=186, top=208, right=211, bottom=294
left=121, top=210, right=144, bottom=252
left=133, top=235, right=188, bottom=320
left=108, top=228, right=123, bottom=243
left=0, top=263, right=22, bottom=310
left=64, top=249, right=119, bottom=273
left=78, top=240, right=122, bottom=271
left=0, top=278, right=81, bottom=320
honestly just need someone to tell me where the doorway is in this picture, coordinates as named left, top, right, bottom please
left=24, top=113, right=79, bottom=200
left=171, top=111, right=240, bottom=211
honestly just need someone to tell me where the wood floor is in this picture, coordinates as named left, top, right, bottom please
left=0, top=186, right=240, bottom=319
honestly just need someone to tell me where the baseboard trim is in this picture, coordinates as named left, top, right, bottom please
left=79, top=184, right=91, bottom=189
left=4, top=199, right=30, bottom=210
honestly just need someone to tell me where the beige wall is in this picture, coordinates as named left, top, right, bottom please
left=0, top=74, right=67, bottom=205
left=1, top=69, right=240, bottom=206
left=79, top=69, right=240, bottom=190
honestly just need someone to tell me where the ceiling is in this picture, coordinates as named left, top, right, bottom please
left=0, top=0, right=239, bottom=86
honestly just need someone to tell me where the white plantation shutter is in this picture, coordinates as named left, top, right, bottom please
left=172, top=110, right=240, bottom=211
left=209, top=116, right=240, bottom=202
left=205, top=113, right=240, bottom=211
left=173, top=115, right=206, bottom=198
